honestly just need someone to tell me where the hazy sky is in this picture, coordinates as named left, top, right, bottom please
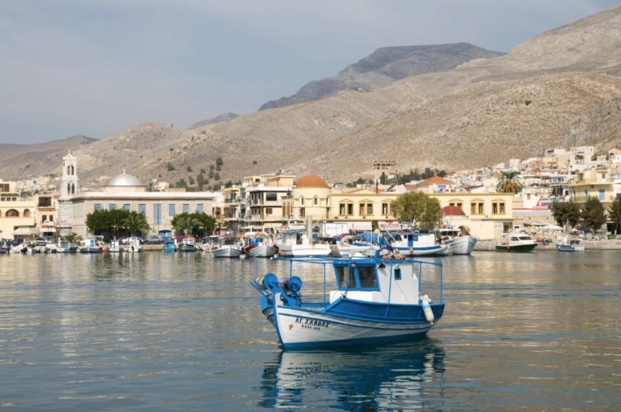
left=1, top=0, right=620, bottom=145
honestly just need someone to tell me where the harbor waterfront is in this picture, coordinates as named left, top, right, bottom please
left=1, top=251, right=620, bottom=410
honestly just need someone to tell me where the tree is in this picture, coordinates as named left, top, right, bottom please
left=608, top=196, right=621, bottom=234
left=581, top=196, right=606, bottom=233
left=496, top=170, right=523, bottom=193
left=121, top=211, right=151, bottom=237
left=551, top=200, right=581, bottom=229
left=171, top=212, right=216, bottom=237
left=391, top=191, right=443, bottom=230
left=85, top=209, right=131, bottom=238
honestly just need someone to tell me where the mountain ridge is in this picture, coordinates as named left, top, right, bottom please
left=2, top=4, right=621, bottom=189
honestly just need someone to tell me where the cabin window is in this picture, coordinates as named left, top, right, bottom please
left=394, top=268, right=402, bottom=280
left=358, top=266, right=377, bottom=288
left=336, top=266, right=356, bottom=288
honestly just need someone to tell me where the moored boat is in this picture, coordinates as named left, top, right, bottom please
left=495, top=232, right=537, bottom=252
left=250, top=253, right=445, bottom=350
left=276, top=229, right=331, bottom=257
left=437, top=225, right=477, bottom=255
left=556, top=237, right=585, bottom=252
left=178, top=237, right=199, bottom=252
left=244, top=236, right=277, bottom=258
left=382, top=231, right=449, bottom=257
left=207, top=236, right=243, bottom=258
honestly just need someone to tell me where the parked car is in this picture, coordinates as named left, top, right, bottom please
left=145, top=235, right=164, bottom=244
left=34, top=236, right=53, bottom=246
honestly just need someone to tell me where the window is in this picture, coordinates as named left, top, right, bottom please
left=599, top=189, right=605, bottom=201
left=492, top=201, right=505, bottom=215
left=470, top=201, right=484, bottom=215
left=339, top=201, right=354, bottom=216
left=382, top=202, right=390, bottom=215
left=197, top=204, right=204, bottom=213
left=109, top=204, right=117, bottom=210
left=169, top=204, right=176, bottom=217
left=358, top=266, right=377, bottom=288
left=265, top=207, right=273, bottom=215
left=314, top=197, right=318, bottom=206
left=154, top=204, right=162, bottom=224
left=183, top=203, right=190, bottom=213
left=266, top=193, right=278, bottom=202
left=123, top=204, right=131, bottom=211
left=394, top=268, right=402, bottom=280
left=336, top=266, right=357, bottom=289
left=94, top=204, right=102, bottom=211
left=359, top=201, right=373, bottom=216
left=138, top=204, right=146, bottom=215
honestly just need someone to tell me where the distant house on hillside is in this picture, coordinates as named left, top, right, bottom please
left=413, top=176, right=455, bottom=194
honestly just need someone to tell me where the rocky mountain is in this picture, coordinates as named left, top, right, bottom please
left=259, top=43, right=504, bottom=110
left=189, top=112, right=239, bottom=129
left=2, top=4, right=621, bottom=190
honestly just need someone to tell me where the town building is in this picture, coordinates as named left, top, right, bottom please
left=57, top=153, right=216, bottom=239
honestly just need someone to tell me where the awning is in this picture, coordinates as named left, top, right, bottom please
left=12, top=227, right=40, bottom=236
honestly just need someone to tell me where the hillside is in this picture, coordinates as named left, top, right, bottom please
left=1, top=4, right=621, bottom=189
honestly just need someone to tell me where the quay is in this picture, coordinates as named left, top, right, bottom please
left=474, top=239, right=621, bottom=251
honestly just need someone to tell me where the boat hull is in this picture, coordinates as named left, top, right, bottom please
left=393, top=244, right=449, bottom=257
left=212, top=245, right=243, bottom=258
left=278, top=244, right=331, bottom=257
left=557, top=244, right=585, bottom=252
left=495, top=243, right=537, bottom=252
left=270, top=299, right=444, bottom=350
left=443, top=236, right=477, bottom=255
left=246, top=244, right=277, bottom=258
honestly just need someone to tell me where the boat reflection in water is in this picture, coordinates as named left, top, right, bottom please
left=258, top=338, right=445, bottom=410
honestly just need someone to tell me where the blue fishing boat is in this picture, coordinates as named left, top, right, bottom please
left=251, top=252, right=445, bottom=350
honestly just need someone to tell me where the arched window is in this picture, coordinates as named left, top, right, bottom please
left=23, top=209, right=31, bottom=217
left=6, top=209, right=19, bottom=217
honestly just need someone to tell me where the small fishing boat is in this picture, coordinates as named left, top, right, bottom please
left=381, top=231, right=449, bottom=257
left=437, top=225, right=477, bottom=255
left=251, top=252, right=445, bottom=350
left=178, top=237, right=199, bottom=252
left=495, top=232, right=537, bottom=252
left=244, top=236, right=277, bottom=258
left=556, top=237, right=585, bottom=252
left=79, top=238, right=103, bottom=253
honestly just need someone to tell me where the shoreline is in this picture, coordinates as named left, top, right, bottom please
left=474, top=239, right=621, bottom=251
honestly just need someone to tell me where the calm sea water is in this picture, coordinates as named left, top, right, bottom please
left=1, top=250, right=620, bottom=411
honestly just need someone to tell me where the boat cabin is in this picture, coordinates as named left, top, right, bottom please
left=329, top=259, right=423, bottom=305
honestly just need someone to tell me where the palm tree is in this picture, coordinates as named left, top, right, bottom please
left=496, top=170, right=523, bottom=193
left=173, top=215, right=196, bottom=238
left=121, top=211, right=151, bottom=237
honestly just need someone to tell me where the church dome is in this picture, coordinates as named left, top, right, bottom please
left=296, top=174, right=328, bottom=188
left=107, top=172, right=143, bottom=187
